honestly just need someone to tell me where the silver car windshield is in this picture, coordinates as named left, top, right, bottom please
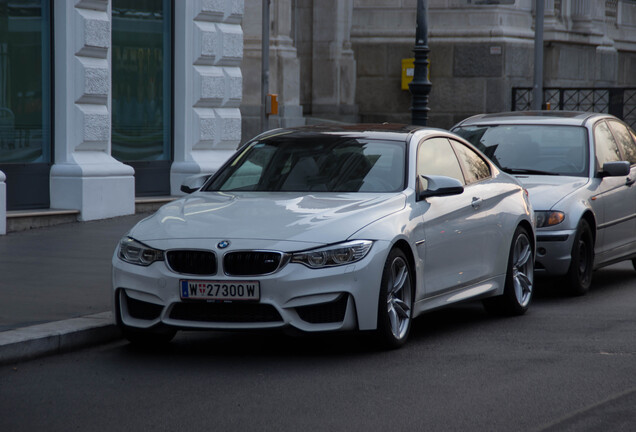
left=454, top=125, right=589, bottom=177
left=205, top=137, right=406, bottom=192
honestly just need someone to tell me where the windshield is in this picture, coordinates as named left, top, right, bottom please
left=205, top=135, right=406, bottom=192
left=453, top=124, right=589, bottom=177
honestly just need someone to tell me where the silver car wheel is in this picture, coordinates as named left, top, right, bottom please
left=511, top=232, right=533, bottom=308
left=386, top=255, right=412, bottom=341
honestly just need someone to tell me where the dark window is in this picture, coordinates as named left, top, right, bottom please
left=454, top=124, right=589, bottom=177
left=112, top=0, right=172, bottom=196
left=450, top=139, right=491, bottom=184
left=594, top=121, right=622, bottom=169
left=207, top=136, right=406, bottom=193
left=0, top=0, right=52, bottom=210
left=608, top=120, right=636, bottom=165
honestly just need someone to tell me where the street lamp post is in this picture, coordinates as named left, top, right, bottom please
left=409, top=0, right=432, bottom=126
left=261, top=0, right=271, bottom=132
left=532, top=0, right=544, bottom=111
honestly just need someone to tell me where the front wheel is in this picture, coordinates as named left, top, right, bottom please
left=565, top=219, right=594, bottom=296
left=483, top=226, right=534, bottom=316
left=375, top=248, right=414, bottom=349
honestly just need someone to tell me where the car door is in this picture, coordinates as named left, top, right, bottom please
left=606, top=120, right=636, bottom=255
left=589, top=120, right=636, bottom=262
left=416, top=137, right=501, bottom=298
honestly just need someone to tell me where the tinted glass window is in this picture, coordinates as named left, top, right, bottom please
left=206, top=136, right=406, bottom=193
left=454, top=125, right=588, bottom=177
left=112, top=0, right=172, bottom=162
left=417, top=137, right=464, bottom=185
left=608, top=120, right=636, bottom=165
left=594, top=121, right=621, bottom=169
left=0, top=0, right=51, bottom=164
left=450, top=139, right=491, bottom=184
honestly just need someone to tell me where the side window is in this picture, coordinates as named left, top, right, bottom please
left=450, top=139, right=491, bottom=184
left=608, top=120, right=636, bottom=165
left=594, top=121, right=621, bottom=170
left=417, top=137, right=465, bottom=186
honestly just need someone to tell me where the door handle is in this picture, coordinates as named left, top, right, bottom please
left=471, top=197, right=482, bottom=209
left=626, top=177, right=635, bottom=187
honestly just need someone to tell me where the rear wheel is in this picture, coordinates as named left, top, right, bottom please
left=483, top=226, right=534, bottom=316
left=376, top=248, right=413, bottom=349
left=565, top=220, right=594, bottom=296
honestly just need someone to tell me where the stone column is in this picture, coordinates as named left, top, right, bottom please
left=311, top=0, right=357, bottom=121
left=50, top=0, right=135, bottom=221
left=171, top=0, right=244, bottom=195
left=241, top=0, right=304, bottom=142
left=0, top=169, right=5, bottom=235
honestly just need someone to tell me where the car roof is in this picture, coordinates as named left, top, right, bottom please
left=254, top=123, right=450, bottom=143
left=454, top=111, right=615, bottom=127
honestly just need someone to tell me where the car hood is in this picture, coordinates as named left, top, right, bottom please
left=514, top=175, right=589, bottom=210
left=129, top=191, right=406, bottom=246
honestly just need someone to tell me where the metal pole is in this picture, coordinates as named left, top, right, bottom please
left=409, top=0, right=432, bottom=126
left=261, top=0, right=270, bottom=132
left=532, top=0, right=544, bottom=111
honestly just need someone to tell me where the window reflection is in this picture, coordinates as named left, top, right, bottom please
left=112, top=0, right=171, bottom=162
left=0, top=0, right=51, bottom=164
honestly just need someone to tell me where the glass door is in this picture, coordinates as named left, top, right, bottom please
left=0, top=0, right=52, bottom=210
left=112, top=0, right=172, bottom=196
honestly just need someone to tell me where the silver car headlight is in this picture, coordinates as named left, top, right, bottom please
left=535, top=211, right=565, bottom=228
left=291, top=240, right=373, bottom=269
left=118, top=237, right=164, bottom=266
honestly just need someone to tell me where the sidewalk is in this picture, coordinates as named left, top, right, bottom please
left=0, top=213, right=149, bottom=365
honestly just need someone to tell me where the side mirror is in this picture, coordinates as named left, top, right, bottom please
left=418, top=175, right=464, bottom=200
left=180, top=174, right=211, bottom=194
left=601, top=161, right=630, bottom=177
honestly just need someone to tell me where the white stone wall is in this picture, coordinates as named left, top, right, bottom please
left=49, top=0, right=135, bottom=221
left=171, top=0, right=244, bottom=195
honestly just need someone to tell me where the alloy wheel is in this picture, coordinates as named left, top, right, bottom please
left=511, top=232, right=533, bottom=308
left=386, top=256, right=413, bottom=341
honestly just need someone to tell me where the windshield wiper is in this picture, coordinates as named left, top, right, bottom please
left=500, top=167, right=559, bottom=176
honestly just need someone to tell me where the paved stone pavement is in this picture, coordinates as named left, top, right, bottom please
left=0, top=213, right=148, bottom=364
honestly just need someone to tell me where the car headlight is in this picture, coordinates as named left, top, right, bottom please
left=534, top=211, right=565, bottom=228
left=118, top=237, right=164, bottom=266
left=291, top=240, right=373, bottom=269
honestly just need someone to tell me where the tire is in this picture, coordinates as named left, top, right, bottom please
left=483, top=226, right=534, bottom=316
left=115, top=292, right=176, bottom=346
left=565, top=219, right=594, bottom=296
left=376, top=248, right=414, bottom=349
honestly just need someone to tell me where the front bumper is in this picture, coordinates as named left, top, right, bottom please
left=112, top=242, right=389, bottom=334
left=534, top=228, right=576, bottom=276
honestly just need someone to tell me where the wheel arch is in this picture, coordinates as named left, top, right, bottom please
left=517, top=219, right=536, bottom=253
left=579, top=210, right=597, bottom=245
left=392, top=239, right=416, bottom=293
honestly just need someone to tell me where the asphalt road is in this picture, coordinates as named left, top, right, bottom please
left=1, top=262, right=635, bottom=432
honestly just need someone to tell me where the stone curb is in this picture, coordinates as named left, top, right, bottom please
left=0, top=312, right=121, bottom=366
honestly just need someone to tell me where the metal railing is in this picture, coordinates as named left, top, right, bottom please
left=512, top=87, right=636, bottom=130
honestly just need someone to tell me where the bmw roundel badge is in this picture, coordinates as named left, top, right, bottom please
left=217, top=240, right=230, bottom=249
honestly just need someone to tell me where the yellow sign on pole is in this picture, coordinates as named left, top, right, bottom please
left=401, top=58, right=430, bottom=90
left=401, top=58, right=414, bottom=90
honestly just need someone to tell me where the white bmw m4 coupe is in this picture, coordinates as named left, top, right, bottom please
left=112, top=124, right=535, bottom=348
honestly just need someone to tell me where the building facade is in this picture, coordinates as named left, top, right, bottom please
left=241, top=0, right=636, bottom=135
left=2, top=0, right=636, bottom=234
left=0, top=0, right=244, bottom=234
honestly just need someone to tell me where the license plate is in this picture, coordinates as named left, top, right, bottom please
left=180, top=280, right=260, bottom=301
